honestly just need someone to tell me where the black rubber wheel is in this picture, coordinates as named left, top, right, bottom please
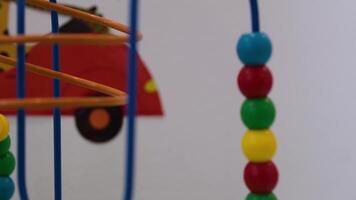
left=75, top=106, right=123, bottom=143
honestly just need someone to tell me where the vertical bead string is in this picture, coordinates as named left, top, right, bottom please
left=0, top=114, right=16, bottom=200
left=237, top=0, right=279, bottom=199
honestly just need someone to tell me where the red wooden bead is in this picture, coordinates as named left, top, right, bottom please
left=244, top=161, right=279, bottom=194
left=238, top=66, right=273, bottom=98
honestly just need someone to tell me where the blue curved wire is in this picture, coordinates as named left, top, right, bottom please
left=16, top=1, right=139, bottom=199
left=16, top=0, right=29, bottom=199
left=123, top=0, right=140, bottom=199
left=49, top=0, right=62, bottom=199
left=249, top=0, right=260, bottom=32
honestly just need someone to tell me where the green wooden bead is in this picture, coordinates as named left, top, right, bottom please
left=241, top=98, right=276, bottom=129
left=0, top=137, right=10, bottom=156
left=0, top=152, right=15, bottom=176
left=246, top=193, right=278, bottom=200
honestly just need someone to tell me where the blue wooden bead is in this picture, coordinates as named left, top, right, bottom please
left=237, top=32, right=272, bottom=65
left=0, top=177, right=15, bottom=200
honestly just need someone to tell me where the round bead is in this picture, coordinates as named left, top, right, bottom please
left=238, top=66, right=273, bottom=98
left=241, top=98, right=276, bottom=129
left=0, top=177, right=15, bottom=200
left=244, top=161, right=279, bottom=194
left=246, top=193, right=277, bottom=200
left=0, top=137, right=10, bottom=156
left=242, top=130, right=277, bottom=162
left=0, top=115, right=9, bottom=142
left=237, top=32, right=272, bottom=65
left=0, top=152, right=15, bottom=176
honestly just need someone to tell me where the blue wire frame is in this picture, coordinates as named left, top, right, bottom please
left=16, top=0, right=62, bottom=199
left=15, top=0, right=139, bottom=199
left=249, top=0, right=260, bottom=32
left=16, top=0, right=29, bottom=199
left=49, top=0, right=62, bottom=200
left=124, top=0, right=140, bottom=199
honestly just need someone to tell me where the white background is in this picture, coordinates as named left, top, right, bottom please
left=5, top=0, right=356, bottom=199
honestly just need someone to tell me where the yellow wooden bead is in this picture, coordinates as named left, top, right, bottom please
left=0, top=115, right=9, bottom=142
left=242, top=129, right=277, bottom=162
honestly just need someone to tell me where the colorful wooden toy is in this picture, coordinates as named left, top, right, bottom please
left=237, top=0, right=280, bottom=199
left=0, top=1, right=164, bottom=144
left=0, top=0, right=141, bottom=199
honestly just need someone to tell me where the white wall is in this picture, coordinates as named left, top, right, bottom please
left=6, top=0, right=356, bottom=199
